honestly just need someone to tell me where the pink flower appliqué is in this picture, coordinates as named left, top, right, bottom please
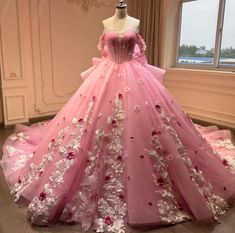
left=125, top=86, right=130, bottom=92
left=99, top=73, right=105, bottom=79
left=138, top=78, right=144, bottom=84
left=134, top=105, right=141, bottom=112
left=118, top=72, right=123, bottom=78
left=113, top=65, right=118, bottom=70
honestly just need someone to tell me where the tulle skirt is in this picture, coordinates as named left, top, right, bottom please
left=1, top=55, right=235, bottom=233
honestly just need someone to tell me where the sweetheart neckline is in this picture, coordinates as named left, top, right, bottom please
left=102, top=28, right=139, bottom=36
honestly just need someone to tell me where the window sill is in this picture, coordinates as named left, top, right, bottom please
left=166, top=67, right=235, bottom=77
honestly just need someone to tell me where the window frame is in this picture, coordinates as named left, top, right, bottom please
left=175, top=0, right=235, bottom=71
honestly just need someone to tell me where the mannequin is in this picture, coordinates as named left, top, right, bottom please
left=102, top=0, right=140, bottom=33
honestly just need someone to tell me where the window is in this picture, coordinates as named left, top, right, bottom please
left=176, top=0, right=235, bottom=70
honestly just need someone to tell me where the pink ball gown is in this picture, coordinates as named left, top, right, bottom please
left=1, top=29, right=235, bottom=233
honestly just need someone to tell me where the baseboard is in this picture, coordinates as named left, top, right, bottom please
left=0, top=115, right=55, bottom=129
left=192, top=117, right=235, bottom=134
left=29, top=115, right=55, bottom=124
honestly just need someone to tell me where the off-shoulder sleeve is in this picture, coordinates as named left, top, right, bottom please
left=136, top=34, right=147, bottom=56
left=97, top=33, right=105, bottom=55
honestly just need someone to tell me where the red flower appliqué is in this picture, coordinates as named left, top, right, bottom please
left=157, top=177, right=164, bottom=186
left=78, top=118, right=83, bottom=122
left=152, top=131, right=158, bottom=136
left=155, top=104, right=161, bottom=110
left=17, top=176, right=21, bottom=184
left=118, top=93, right=123, bottom=99
left=67, top=152, right=75, bottom=160
left=119, top=193, right=125, bottom=199
left=117, top=155, right=122, bottom=161
left=178, top=203, right=184, bottom=211
left=66, top=211, right=73, bottom=220
left=162, top=150, right=167, bottom=155
left=39, top=192, right=47, bottom=201
left=194, top=166, right=199, bottom=173
left=112, top=120, right=117, bottom=128
left=105, top=175, right=111, bottom=181
left=104, top=216, right=113, bottom=225
left=223, top=159, right=228, bottom=166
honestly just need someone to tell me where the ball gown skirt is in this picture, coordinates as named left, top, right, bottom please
left=1, top=29, right=235, bottom=233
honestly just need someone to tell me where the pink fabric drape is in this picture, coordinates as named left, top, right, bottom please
left=128, top=0, right=161, bottom=65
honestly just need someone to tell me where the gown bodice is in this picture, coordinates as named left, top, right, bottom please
left=98, top=29, right=146, bottom=64
left=2, top=24, right=235, bottom=233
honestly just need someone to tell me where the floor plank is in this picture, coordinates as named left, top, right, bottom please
left=1, top=126, right=235, bottom=233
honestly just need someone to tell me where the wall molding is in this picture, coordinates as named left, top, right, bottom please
left=67, top=0, right=111, bottom=12
left=183, top=105, right=235, bottom=129
left=165, top=82, right=235, bottom=96
left=0, top=0, right=24, bottom=80
left=48, top=0, right=77, bottom=99
left=163, top=69, right=235, bottom=129
left=30, top=0, right=73, bottom=114
left=5, top=94, right=27, bottom=121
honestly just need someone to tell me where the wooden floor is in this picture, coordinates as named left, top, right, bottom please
left=1, top=127, right=235, bottom=233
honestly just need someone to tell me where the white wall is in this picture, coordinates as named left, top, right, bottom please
left=1, top=0, right=235, bottom=129
left=0, top=0, right=116, bottom=126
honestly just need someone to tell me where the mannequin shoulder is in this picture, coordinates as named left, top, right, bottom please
left=127, top=16, right=140, bottom=31
left=102, top=17, right=114, bottom=30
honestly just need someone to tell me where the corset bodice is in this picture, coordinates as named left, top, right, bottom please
left=98, top=29, right=146, bottom=64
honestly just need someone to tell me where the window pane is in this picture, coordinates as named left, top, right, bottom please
left=178, top=0, right=219, bottom=65
left=219, top=0, right=235, bottom=67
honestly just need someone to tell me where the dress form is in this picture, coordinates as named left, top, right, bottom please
left=102, top=0, right=140, bottom=32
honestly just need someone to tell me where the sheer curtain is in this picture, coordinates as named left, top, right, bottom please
left=128, top=0, right=161, bottom=65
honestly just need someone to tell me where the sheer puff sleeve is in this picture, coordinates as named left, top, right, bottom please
left=97, top=33, right=106, bottom=55
left=136, top=34, right=147, bottom=56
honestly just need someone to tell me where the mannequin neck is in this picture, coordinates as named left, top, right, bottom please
left=114, top=7, right=128, bottom=19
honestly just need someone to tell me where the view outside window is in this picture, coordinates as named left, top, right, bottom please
left=219, top=0, right=235, bottom=67
left=178, top=0, right=235, bottom=68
